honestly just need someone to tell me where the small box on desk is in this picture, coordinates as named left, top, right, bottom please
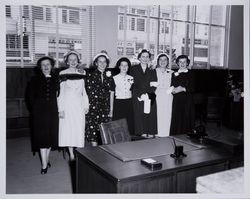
left=141, top=158, right=162, bottom=171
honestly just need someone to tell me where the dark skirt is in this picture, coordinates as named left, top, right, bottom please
left=32, top=103, right=58, bottom=151
left=113, top=98, right=134, bottom=135
left=170, top=92, right=195, bottom=135
left=132, top=97, right=158, bottom=135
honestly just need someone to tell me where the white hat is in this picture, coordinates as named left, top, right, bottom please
left=92, top=52, right=110, bottom=63
left=63, top=50, right=81, bottom=63
left=156, top=53, right=169, bottom=61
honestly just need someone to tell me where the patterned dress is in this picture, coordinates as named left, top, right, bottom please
left=85, top=69, right=113, bottom=144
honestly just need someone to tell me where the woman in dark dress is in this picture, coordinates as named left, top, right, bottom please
left=170, top=55, right=195, bottom=135
left=110, top=57, right=134, bottom=135
left=130, top=49, right=158, bottom=137
left=85, top=53, right=113, bottom=146
left=28, top=56, right=59, bottom=174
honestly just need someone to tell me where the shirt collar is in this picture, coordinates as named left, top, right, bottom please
left=178, top=68, right=188, bottom=73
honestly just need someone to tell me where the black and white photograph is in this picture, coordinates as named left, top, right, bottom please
left=0, top=0, right=249, bottom=198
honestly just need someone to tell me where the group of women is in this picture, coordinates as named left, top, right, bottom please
left=28, top=49, right=195, bottom=174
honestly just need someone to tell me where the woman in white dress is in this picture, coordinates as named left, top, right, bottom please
left=155, top=53, right=173, bottom=137
left=57, top=50, right=89, bottom=160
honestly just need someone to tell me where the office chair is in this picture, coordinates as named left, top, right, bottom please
left=99, top=118, right=131, bottom=145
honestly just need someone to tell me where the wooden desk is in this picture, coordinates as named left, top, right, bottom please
left=75, top=135, right=243, bottom=193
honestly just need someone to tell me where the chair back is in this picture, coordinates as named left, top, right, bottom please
left=99, top=118, right=131, bottom=145
left=206, top=96, right=225, bottom=126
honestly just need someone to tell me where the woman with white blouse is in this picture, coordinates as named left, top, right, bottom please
left=155, top=53, right=173, bottom=137
left=110, top=57, right=134, bottom=135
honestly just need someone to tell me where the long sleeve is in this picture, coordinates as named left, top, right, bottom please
left=82, top=80, right=89, bottom=111
left=185, top=71, right=195, bottom=93
left=26, top=78, right=36, bottom=112
left=57, top=81, right=65, bottom=112
left=147, top=69, right=158, bottom=93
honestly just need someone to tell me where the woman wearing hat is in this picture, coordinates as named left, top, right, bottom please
left=155, top=53, right=173, bottom=137
left=130, top=49, right=158, bottom=137
left=57, top=50, right=89, bottom=160
left=110, top=57, right=134, bottom=134
left=27, top=56, right=59, bottom=174
left=85, top=52, right=113, bottom=146
left=169, top=55, right=195, bottom=135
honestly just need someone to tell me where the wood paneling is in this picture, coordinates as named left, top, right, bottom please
left=119, top=172, right=176, bottom=193
left=76, top=156, right=117, bottom=193
left=176, top=162, right=227, bottom=193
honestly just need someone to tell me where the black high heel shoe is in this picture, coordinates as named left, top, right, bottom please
left=47, top=162, right=51, bottom=168
left=41, top=166, right=48, bottom=175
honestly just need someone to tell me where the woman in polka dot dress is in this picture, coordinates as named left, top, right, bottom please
left=85, top=53, right=113, bottom=146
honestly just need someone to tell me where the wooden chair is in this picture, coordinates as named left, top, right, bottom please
left=99, top=118, right=131, bottom=145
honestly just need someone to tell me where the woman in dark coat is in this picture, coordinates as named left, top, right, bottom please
left=28, top=56, right=59, bottom=174
left=170, top=55, right=195, bottom=135
left=130, top=49, right=158, bottom=137
left=85, top=52, right=113, bottom=146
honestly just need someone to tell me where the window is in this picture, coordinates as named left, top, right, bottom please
left=137, top=18, right=145, bottom=31
left=46, top=8, right=52, bottom=22
left=23, top=5, right=29, bottom=19
left=62, top=10, right=67, bottom=23
left=118, top=5, right=228, bottom=68
left=69, top=10, right=80, bottom=24
left=137, top=9, right=146, bottom=15
left=5, top=5, right=11, bottom=17
left=6, top=35, right=29, bottom=49
left=131, top=17, right=135, bottom=31
left=136, top=42, right=144, bottom=50
left=6, top=5, right=91, bottom=67
left=32, top=6, right=44, bottom=20
left=161, top=21, right=169, bottom=34
left=119, top=16, right=124, bottom=30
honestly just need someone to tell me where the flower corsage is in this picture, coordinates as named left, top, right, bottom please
left=128, top=78, right=134, bottom=84
left=174, top=72, right=179, bottom=76
left=106, top=71, right=112, bottom=77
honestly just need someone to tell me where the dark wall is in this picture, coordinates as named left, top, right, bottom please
left=6, top=68, right=243, bottom=137
left=7, top=67, right=243, bottom=99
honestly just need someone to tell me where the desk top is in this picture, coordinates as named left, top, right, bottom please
left=99, top=137, right=201, bottom=162
left=76, top=135, right=241, bottom=182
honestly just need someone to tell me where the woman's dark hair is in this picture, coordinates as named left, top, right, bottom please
left=115, top=57, right=131, bottom=69
left=64, top=51, right=80, bottom=64
left=157, top=54, right=169, bottom=67
left=176, top=55, right=190, bottom=66
left=137, top=49, right=151, bottom=60
left=92, top=54, right=110, bottom=69
left=37, top=56, right=55, bottom=69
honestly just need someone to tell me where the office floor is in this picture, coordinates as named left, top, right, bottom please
left=6, top=123, right=243, bottom=194
left=6, top=137, right=73, bottom=194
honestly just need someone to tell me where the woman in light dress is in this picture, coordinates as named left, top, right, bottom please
left=57, top=50, right=89, bottom=160
left=155, top=53, right=173, bottom=137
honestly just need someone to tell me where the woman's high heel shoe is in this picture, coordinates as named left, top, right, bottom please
left=47, top=162, right=51, bottom=168
left=41, top=167, right=48, bottom=175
